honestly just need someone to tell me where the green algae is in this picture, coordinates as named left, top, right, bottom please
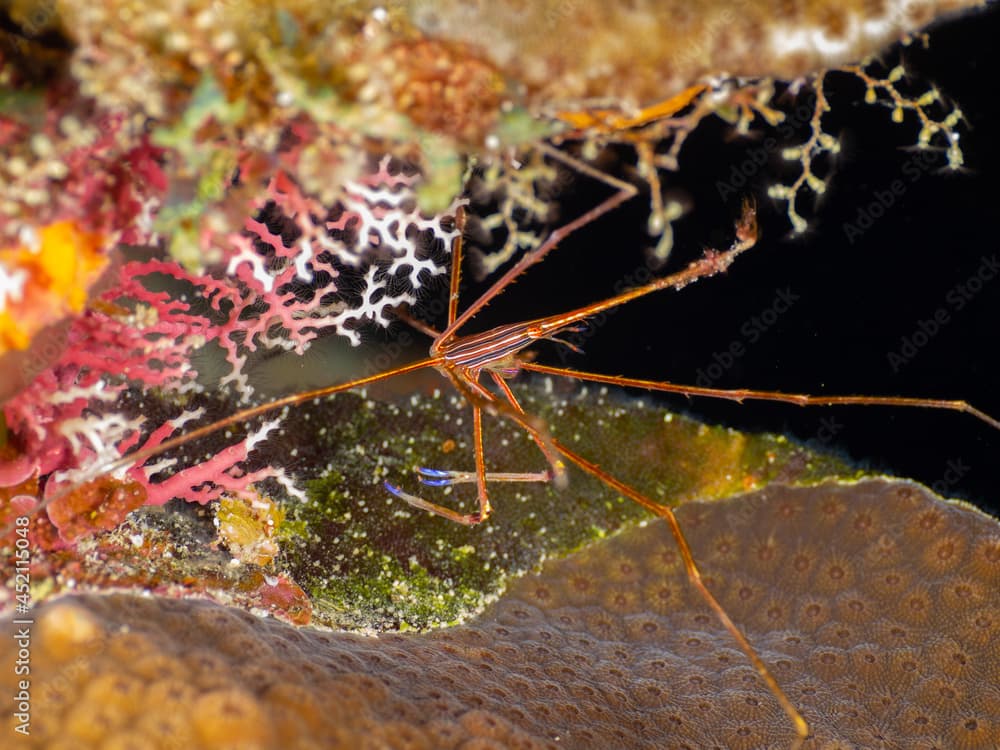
left=1, top=377, right=860, bottom=630
left=268, top=380, right=857, bottom=629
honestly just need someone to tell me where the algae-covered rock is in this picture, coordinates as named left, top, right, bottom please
left=1, top=380, right=855, bottom=630
left=272, top=381, right=854, bottom=629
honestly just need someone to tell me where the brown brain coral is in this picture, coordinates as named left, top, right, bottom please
left=5, top=478, right=999, bottom=748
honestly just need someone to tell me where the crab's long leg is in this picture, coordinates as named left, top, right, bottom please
left=392, top=203, right=760, bottom=521
left=434, top=145, right=638, bottom=351
left=414, top=373, right=810, bottom=745
left=466, top=389, right=810, bottom=746
left=508, top=199, right=758, bottom=341
left=517, top=363, right=1000, bottom=432
left=471, top=402, right=491, bottom=522
left=386, top=367, right=500, bottom=525
left=547, top=435, right=809, bottom=749
left=447, top=206, right=467, bottom=327
left=414, top=467, right=549, bottom=486
left=4, top=357, right=444, bottom=535
left=490, top=371, right=567, bottom=488
left=385, top=396, right=494, bottom=525
left=386, top=367, right=564, bottom=524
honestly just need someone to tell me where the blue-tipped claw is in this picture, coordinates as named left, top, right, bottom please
left=419, top=477, right=453, bottom=487
left=416, top=466, right=459, bottom=487
left=384, top=481, right=404, bottom=497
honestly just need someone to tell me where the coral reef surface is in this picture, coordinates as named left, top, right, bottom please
left=5, top=479, right=998, bottom=748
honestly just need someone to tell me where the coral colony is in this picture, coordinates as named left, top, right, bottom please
left=0, top=2, right=987, bottom=545
left=4, top=480, right=999, bottom=748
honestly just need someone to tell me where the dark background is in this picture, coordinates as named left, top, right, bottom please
left=411, top=6, right=1000, bottom=517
